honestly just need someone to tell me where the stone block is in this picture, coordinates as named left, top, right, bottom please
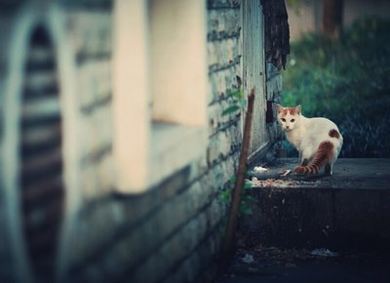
left=241, top=159, right=390, bottom=251
left=79, top=106, right=113, bottom=163
left=207, top=198, right=226, bottom=228
left=66, top=11, right=112, bottom=58
left=66, top=204, right=120, bottom=266
left=207, top=41, right=217, bottom=66
left=96, top=154, right=114, bottom=195
left=207, top=103, right=221, bottom=132
left=77, top=60, right=112, bottom=111
left=161, top=220, right=225, bottom=283
left=80, top=164, right=98, bottom=200
left=129, top=210, right=208, bottom=283
left=224, top=9, right=239, bottom=32
left=334, top=189, right=390, bottom=249
left=207, top=10, right=220, bottom=32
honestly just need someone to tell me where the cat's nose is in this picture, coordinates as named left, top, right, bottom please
left=286, top=126, right=290, bottom=129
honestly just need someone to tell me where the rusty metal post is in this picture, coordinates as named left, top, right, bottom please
left=222, top=87, right=255, bottom=260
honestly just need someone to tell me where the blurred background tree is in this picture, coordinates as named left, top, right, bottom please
left=322, top=0, right=343, bottom=39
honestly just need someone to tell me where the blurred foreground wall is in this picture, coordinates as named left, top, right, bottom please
left=0, top=0, right=284, bottom=282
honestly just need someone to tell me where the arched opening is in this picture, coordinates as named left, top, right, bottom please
left=19, top=25, right=64, bottom=282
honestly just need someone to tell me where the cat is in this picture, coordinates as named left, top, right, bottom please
left=276, top=104, right=343, bottom=175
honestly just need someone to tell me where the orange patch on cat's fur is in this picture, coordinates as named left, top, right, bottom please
left=280, top=108, right=296, bottom=116
left=280, top=109, right=289, bottom=116
left=288, top=108, right=297, bottom=115
left=295, top=141, right=334, bottom=174
left=329, top=129, right=340, bottom=139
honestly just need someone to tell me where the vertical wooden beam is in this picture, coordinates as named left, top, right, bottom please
left=241, top=0, right=267, bottom=154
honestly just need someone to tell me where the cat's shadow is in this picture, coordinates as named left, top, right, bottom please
left=288, top=172, right=332, bottom=181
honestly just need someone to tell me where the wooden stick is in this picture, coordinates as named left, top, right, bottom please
left=222, top=87, right=255, bottom=260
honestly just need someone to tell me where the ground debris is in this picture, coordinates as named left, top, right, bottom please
left=311, top=248, right=338, bottom=257
left=241, top=253, right=255, bottom=264
left=234, top=245, right=343, bottom=265
left=253, top=166, right=269, bottom=173
left=250, top=177, right=299, bottom=188
left=218, top=244, right=390, bottom=283
left=251, top=246, right=314, bottom=262
left=280, top=169, right=292, bottom=176
left=249, top=175, right=323, bottom=189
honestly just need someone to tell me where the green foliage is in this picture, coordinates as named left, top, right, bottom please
left=218, top=177, right=255, bottom=216
left=282, top=17, right=390, bottom=157
left=222, top=105, right=240, bottom=116
left=222, top=89, right=246, bottom=116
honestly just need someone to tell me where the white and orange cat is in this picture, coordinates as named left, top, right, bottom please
left=277, top=104, right=343, bottom=175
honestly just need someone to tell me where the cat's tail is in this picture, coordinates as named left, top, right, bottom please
left=295, top=141, right=334, bottom=175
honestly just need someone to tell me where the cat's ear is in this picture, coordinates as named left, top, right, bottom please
left=275, top=104, right=282, bottom=113
left=296, top=105, right=302, bottom=115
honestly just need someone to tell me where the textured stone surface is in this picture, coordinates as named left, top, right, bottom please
left=242, top=158, right=390, bottom=250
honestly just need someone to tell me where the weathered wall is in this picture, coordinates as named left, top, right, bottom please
left=0, top=6, right=29, bottom=283
left=0, top=0, right=243, bottom=282
left=0, top=0, right=281, bottom=283
left=0, top=9, right=7, bottom=280
left=66, top=2, right=115, bottom=202
left=62, top=1, right=242, bottom=282
left=0, top=1, right=112, bottom=282
left=0, top=190, right=13, bottom=282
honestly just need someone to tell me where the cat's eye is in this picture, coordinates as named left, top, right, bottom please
left=281, top=118, right=286, bottom=122
left=290, top=119, right=295, bottom=122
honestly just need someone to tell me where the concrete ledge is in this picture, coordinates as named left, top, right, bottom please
left=241, top=158, right=390, bottom=251
left=250, top=158, right=390, bottom=190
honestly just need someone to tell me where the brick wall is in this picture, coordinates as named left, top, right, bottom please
left=0, top=0, right=284, bottom=282
left=63, top=1, right=242, bottom=282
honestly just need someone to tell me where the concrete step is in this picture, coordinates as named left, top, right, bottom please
left=241, top=158, right=390, bottom=251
